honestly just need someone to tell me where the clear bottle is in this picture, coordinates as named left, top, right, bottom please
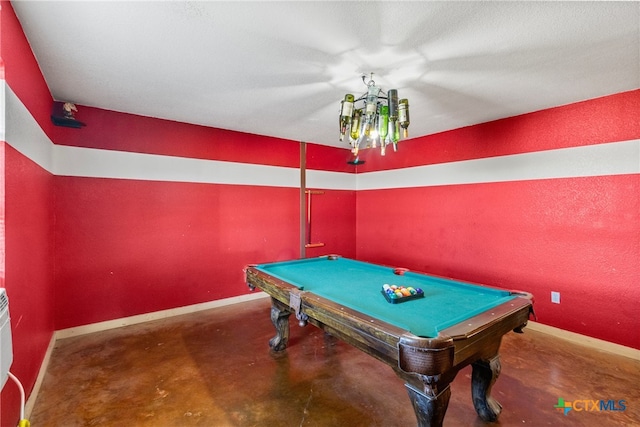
left=357, top=115, right=368, bottom=149
left=365, top=85, right=379, bottom=119
left=339, top=94, right=355, bottom=141
left=370, top=113, right=379, bottom=148
left=361, top=85, right=380, bottom=141
left=398, top=98, right=410, bottom=138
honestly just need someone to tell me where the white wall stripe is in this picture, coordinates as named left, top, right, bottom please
left=356, top=139, right=640, bottom=191
left=4, top=83, right=638, bottom=191
left=307, top=169, right=357, bottom=190
left=52, top=144, right=302, bottom=188
left=4, top=83, right=54, bottom=172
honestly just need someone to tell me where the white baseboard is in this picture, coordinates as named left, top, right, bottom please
left=25, top=333, right=56, bottom=418
left=527, top=321, right=640, bottom=361
left=55, top=292, right=269, bottom=340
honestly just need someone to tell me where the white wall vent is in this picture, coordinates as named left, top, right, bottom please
left=0, top=288, right=13, bottom=390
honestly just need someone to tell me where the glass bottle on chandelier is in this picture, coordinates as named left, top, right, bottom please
left=339, top=94, right=355, bottom=141
left=398, top=98, right=410, bottom=139
left=349, top=109, right=362, bottom=154
left=387, top=89, right=400, bottom=151
left=361, top=84, right=380, bottom=138
left=378, top=105, right=389, bottom=155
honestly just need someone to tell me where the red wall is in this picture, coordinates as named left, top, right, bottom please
left=1, top=2, right=56, bottom=425
left=53, top=177, right=300, bottom=329
left=3, top=145, right=56, bottom=420
left=304, top=189, right=357, bottom=259
left=356, top=90, right=640, bottom=349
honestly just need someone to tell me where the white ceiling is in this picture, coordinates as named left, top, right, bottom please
left=12, top=1, right=640, bottom=149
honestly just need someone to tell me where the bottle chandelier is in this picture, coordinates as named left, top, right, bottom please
left=339, top=73, right=410, bottom=156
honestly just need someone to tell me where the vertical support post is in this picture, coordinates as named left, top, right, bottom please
left=300, top=141, right=307, bottom=259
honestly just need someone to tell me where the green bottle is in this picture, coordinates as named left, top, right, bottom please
left=378, top=105, right=389, bottom=138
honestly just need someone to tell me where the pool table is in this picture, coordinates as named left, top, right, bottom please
left=245, top=255, right=534, bottom=427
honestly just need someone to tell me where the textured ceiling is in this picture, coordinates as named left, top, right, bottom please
left=12, top=1, right=640, bottom=149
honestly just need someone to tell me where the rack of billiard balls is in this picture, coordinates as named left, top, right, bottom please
left=381, top=284, right=424, bottom=303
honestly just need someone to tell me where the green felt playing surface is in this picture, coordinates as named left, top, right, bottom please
left=255, top=256, right=516, bottom=338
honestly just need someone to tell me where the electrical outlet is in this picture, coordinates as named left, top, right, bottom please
left=551, top=291, right=561, bottom=304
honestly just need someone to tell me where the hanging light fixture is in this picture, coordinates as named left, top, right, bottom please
left=339, top=73, right=410, bottom=156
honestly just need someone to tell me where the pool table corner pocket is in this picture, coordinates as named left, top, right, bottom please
left=397, top=334, right=455, bottom=376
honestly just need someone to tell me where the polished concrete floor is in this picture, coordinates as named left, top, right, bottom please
left=30, top=298, right=639, bottom=426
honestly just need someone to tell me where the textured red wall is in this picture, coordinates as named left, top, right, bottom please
left=304, top=189, right=357, bottom=259
left=3, top=144, right=56, bottom=404
left=1, top=2, right=56, bottom=425
left=307, top=143, right=358, bottom=173
left=357, top=175, right=639, bottom=348
left=53, top=177, right=300, bottom=329
left=356, top=90, right=640, bottom=349
left=53, top=179, right=355, bottom=329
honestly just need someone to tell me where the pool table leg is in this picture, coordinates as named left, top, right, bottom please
left=471, top=354, right=503, bottom=422
left=405, top=380, right=451, bottom=427
left=269, top=298, right=291, bottom=352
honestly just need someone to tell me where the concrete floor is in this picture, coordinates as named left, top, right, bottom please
left=30, top=297, right=639, bottom=426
